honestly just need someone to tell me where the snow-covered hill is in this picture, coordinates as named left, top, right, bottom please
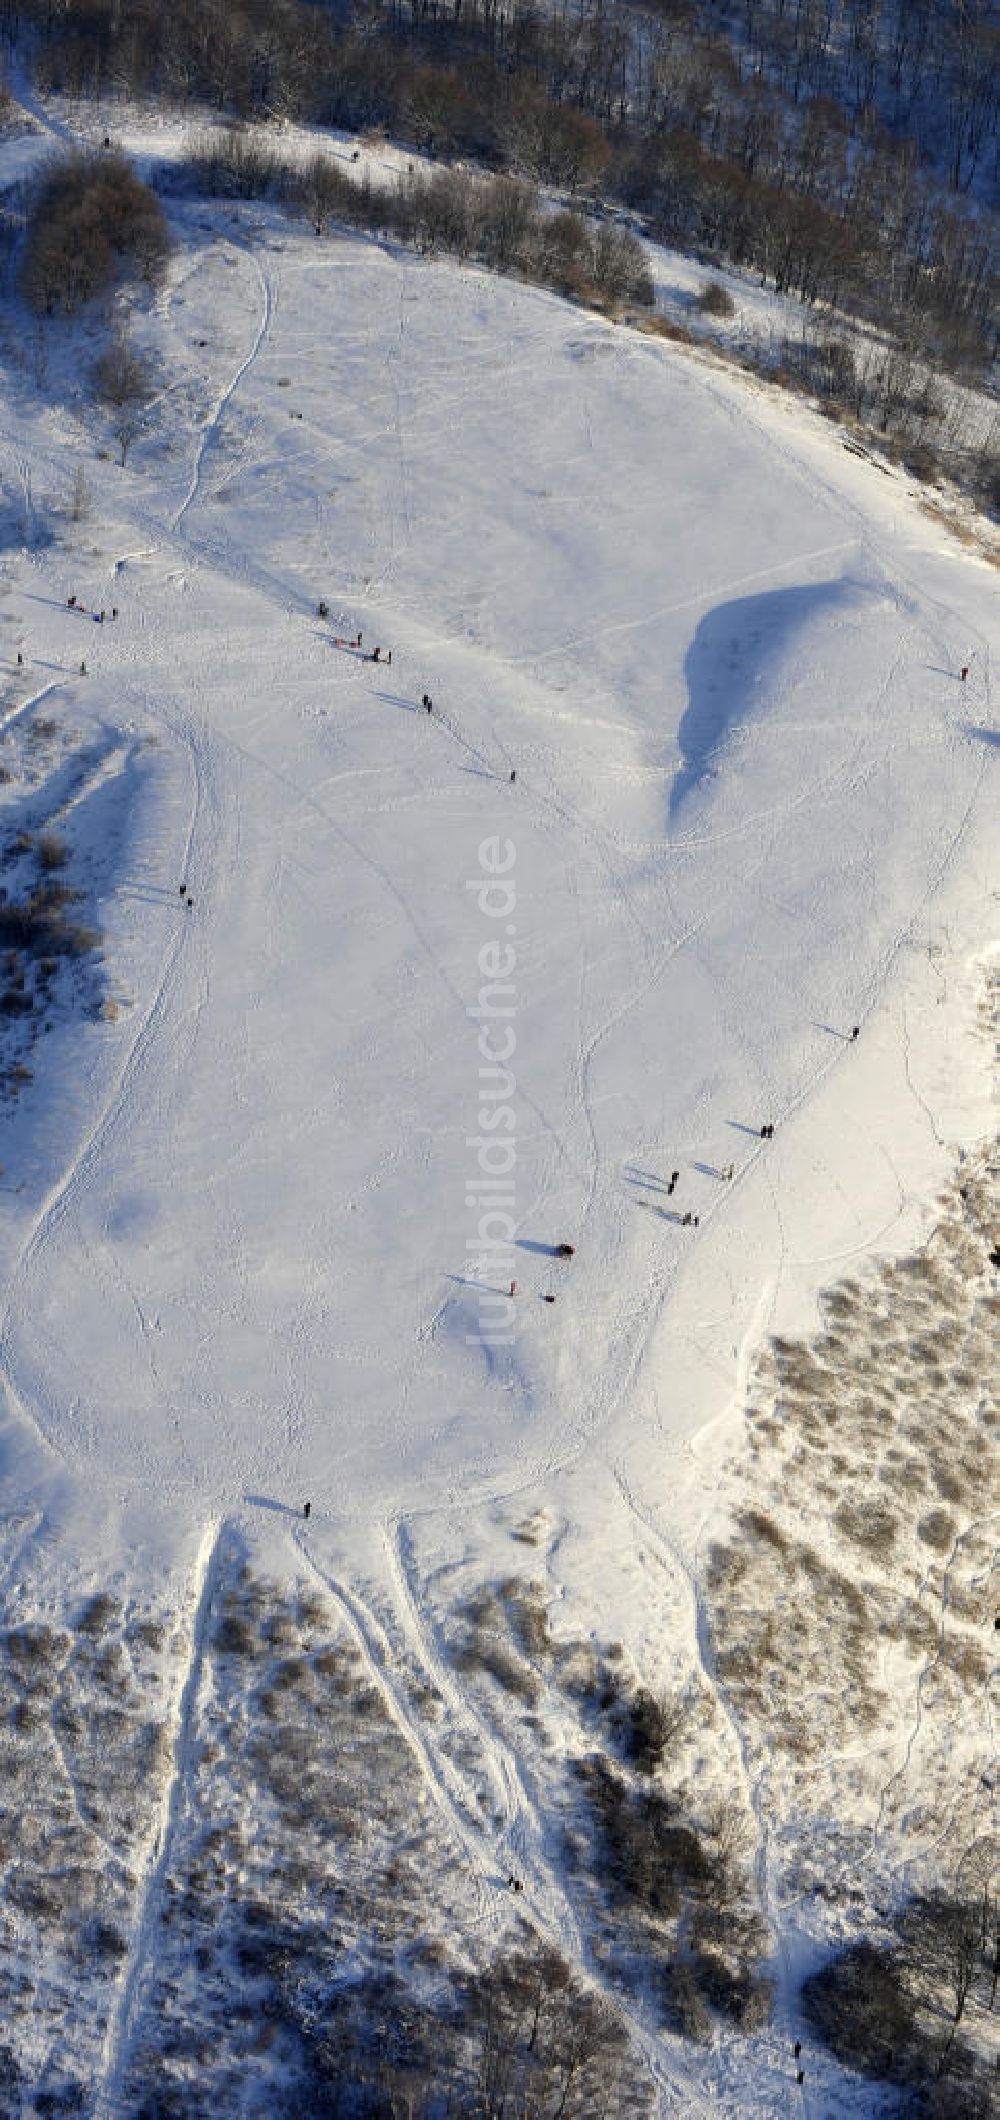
left=0, top=120, right=995, bottom=2117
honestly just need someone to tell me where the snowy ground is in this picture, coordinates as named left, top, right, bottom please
left=0, top=95, right=996, bottom=2117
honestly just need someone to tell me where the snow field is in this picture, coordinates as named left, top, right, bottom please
left=0, top=145, right=994, bottom=2113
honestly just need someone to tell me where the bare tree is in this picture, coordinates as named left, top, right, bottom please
left=93, top=332, right=153, bottom=466
left=69, top=463, right=90, bottom=523
left=300, top=151, right=346, bottom=237
left=93, top=330, right=150, bottom=409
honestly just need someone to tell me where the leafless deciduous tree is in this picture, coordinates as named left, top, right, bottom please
left=93, top=332, right=153, bottom=466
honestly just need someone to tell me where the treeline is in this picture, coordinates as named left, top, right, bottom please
left=183, top=130, right=653, bottom=309
left=6, top=0, right=996, bottom=372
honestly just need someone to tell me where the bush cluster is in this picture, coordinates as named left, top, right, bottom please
left=575, top=1754, right=772, bottom=2037
left=804, top=1878, right=1000, bottom=2109
left=297, top=1941, right=654, bottom=2116
left=0, top=880, right=97, bottom=959
left=184, top=135, right=654, bottom=311
left=21, top=150, right=170, bottom=314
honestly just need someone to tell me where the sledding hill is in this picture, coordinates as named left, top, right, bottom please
left=0, top=133, right=995, bottom=2116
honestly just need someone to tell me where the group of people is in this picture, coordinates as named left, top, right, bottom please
left=329, top=617, right=523, bottom=783
left=67, top=595, right=118, bottom=623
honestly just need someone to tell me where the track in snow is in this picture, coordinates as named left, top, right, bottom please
left=94, top=1517, right=224, bottom=2120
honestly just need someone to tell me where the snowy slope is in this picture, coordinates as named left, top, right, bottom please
left=0, top=134, right=996, bottom=2115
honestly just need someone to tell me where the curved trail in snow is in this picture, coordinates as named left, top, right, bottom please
left=310, top=1515, right=720, bottom=2118
left=0, top=228, right=276, bottom=1477
left=94, top=1517, right=224, bottom=2120
left=170, top=241, right=275, bottom=536
left=0, top=696, right=206, bottom=1470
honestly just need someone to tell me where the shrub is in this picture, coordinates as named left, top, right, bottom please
left=36, top=831, right=68, bottom=872
left=4, top=1624, right=70, bottom=1669
left=76, top=1592, right=120, bottom=1635
left=620, top=1687, right=683, bottom=1774
left=663, top=1961, right=713, bottom=2041
left=917, top=1509, right=956, bottom=1552
left=500, top=1577, right=552, bottom=1659
left=22, top=150, right=170, bottom=314
left=692, top=1951, right=773, bottom=2027
left=903, top=440, right=942, bottom=485
left=833, top=1500, right=898, bottom=1557
left=697, top=280, right=735, bottom=317
left=476, top=176, right=538, bottom=272
left=804, top=1942, right=918, bottom=2080
left=453, top=1633, right=540, bottom=1705
left=0, top=882, right=98, bottom=958
left=184, top=128, right=281, bottom=201
left=296, top=150, right=352, bottom=235
left=80, top=1916, right=128, bottom=1962
left=589, top=222, right=654, bottom=306
left=0, top=986, right=33, bottom=1015
left=213, top=1614, right=258, bottom=1658
left=92, top=332, right=152, bottom=411
left=972, top=451, right=1000, bottom=521
left=579, top=1756, right=713, bottom=1918
left=536, top=209, right=591, bottom=296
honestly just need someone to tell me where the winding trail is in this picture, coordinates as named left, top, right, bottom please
left=94, top=1517, right=224, bottom=2120
left=170, top=242, right=275, bottom=536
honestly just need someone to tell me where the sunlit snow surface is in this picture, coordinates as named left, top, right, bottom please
left=0, top=137, right=996, bottom=2115
left=0, top=218, right=994, bottom=1532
